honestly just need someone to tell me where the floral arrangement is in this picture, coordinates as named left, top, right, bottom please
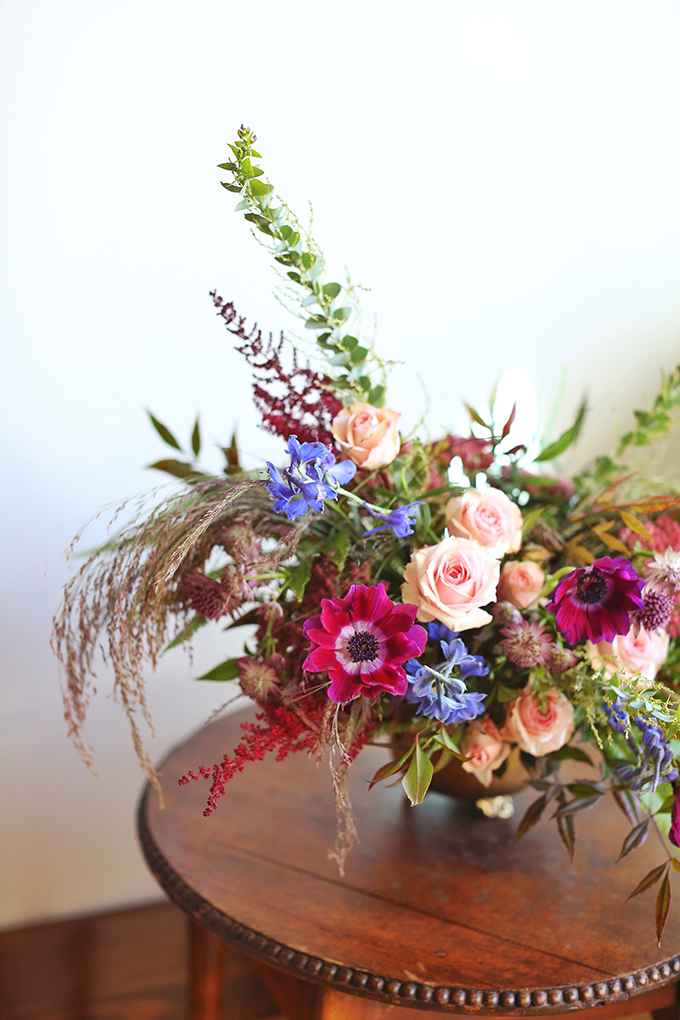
left=54, top=126, right=680, bottom=945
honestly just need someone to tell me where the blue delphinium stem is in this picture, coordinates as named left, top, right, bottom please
left=405, top=637, right=488, bottom=725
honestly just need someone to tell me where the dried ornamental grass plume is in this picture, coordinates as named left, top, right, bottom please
left=52, top=478, right=309, bottom=788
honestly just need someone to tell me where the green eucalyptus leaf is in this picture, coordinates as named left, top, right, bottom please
left=368, top=385, right=386, bottom=407
left=333, top=306, right=352, bottom=324
left=249, top=178, right=272, bottom=197
left=323, top=282, right=342, bottom=300
left=304, top=315, right=330, bottom=330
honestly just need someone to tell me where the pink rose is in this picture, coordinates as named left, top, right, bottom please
left=331, top=402, right=401, bottom=470
left=401, top=536, right=500, bottom=632
left=501, top=687, right=575, bottom=757
left=445, top=488, right=523, bottom=559
left=587, top=626, right=669, bottom=683
left=497, top=560, right=545, bottom=609
left=460, top=719, right=511, bottom=787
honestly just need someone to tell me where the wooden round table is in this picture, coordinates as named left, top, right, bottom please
left=138, top=709, right=680, bottom=1020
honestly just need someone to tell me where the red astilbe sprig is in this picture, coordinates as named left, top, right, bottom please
left=210, top=292, right=342, bottom=445
left=179, top=703, right=322, bottom=816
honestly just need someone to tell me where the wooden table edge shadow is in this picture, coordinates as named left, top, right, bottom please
left=136, top=715, right=680, bottom=1020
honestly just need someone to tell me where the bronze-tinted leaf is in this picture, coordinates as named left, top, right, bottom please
left=617, top=818, right=650, bottom=861
left=656, top=871, right=672, bottom=946
left=515, top=794, right=547, bottom=842
left=628, top=861, right=669, bottom=899
left=556, top=812, right=575, bottom=861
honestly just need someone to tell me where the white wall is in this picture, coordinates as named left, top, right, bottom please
left=2, top=0, right=680, bottom=929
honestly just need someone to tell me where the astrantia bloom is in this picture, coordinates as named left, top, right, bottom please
left=266, top=435, right=356, bottom=520
left=547, top=556, right=644, bottom=645
left=646, top=547, right=680, bottom=591
left=631, top=583, right=673, bottom=635
left=404, top=637, right=488, bottom=725
left=302, top=583, right=427, bottom=703
left=501, top=619, right=553, bottom=669
left=363, top=500, right=423, bottom=538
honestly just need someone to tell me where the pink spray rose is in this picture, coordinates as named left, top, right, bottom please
left=331, top=402, right=401, bottom=470
left=501, top=687, right=575, bottom=757
left=401, top=536, right=500, bottom=633
left=497, top=560, right=545, bottom=609
left=460, top=719, right=511, bottom=787
left=587, top=626, right=669, bottom=683
left=445, top=488, right=523, bottom=559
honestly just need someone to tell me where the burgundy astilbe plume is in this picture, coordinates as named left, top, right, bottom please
left=211, top=292, right=342, bottom=445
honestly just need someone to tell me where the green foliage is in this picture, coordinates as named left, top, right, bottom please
left=197, top=658, right=241, bottom=681
left=218, top=125, right=388, bottom=405
left=533, top=399, right=586, bottom=463
left=401, top=735, right=434, bottom=805
left=617, top=361, right=680, bottom=458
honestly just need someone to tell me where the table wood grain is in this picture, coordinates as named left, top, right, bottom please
left=138, top=708, right=680, bottom=1015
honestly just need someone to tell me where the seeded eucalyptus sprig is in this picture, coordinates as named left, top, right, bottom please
left=219, top=125, right=387, bottom=406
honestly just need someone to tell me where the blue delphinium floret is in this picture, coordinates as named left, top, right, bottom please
left=614, top=716, right=678, bottom=792
left=427, top=621, right=458, bottom=644
left=363, top=500, right=424, bottom=538
left=603, top=698, right=629, bottom=734
left=404, top=637, right=488, bottom=725
left=266, top=435, right=357, bottom=520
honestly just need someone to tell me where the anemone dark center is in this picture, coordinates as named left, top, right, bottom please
left=347, top=630, right=380, bottom=663
left=576, top=572, right=608, bottom=605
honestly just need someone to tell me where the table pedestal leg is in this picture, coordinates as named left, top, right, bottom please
left=254, top=962, right=428, bottom=1020
left=187, top=916, right=226, bottom=1020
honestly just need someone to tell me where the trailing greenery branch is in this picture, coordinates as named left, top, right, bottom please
left=218, top=125, right=387, bottom=405
left=616, top=361, right=680, bottom=460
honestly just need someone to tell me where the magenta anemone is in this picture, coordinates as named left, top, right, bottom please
left=547, top=556, right=644, bottom=645
left=302, top=583, right=427, bottom=704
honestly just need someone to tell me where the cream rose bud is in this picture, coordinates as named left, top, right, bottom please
left=445, top=488, right=523, bottom=559
left=331, top=402, right=401, bottom=470
left=587, top=626, right=669, bottom=683
left=501, top=687, right=575, bottom=757
left=460, top=720, right=511, bottom=787
left=497, top=560, right=545, bottom=609
left=401, top=536, right=500, bottom=633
